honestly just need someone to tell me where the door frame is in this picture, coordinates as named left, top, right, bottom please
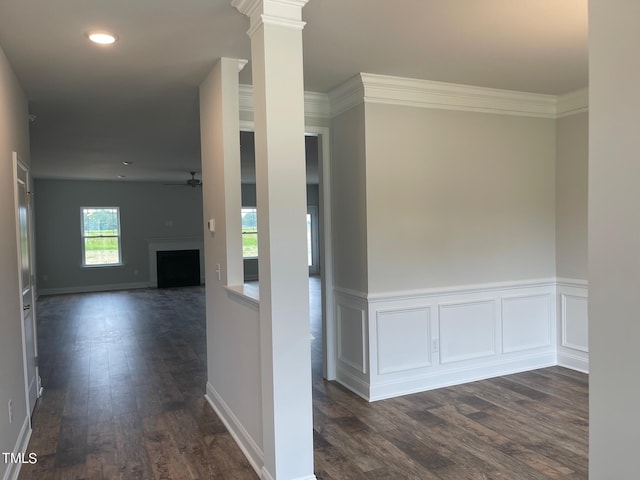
left=239, top=121, right=336, bottom=380
left=14, top=152, right=40, bottom=422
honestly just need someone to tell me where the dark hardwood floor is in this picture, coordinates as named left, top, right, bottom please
left=20, top=279, right=588, bottom=479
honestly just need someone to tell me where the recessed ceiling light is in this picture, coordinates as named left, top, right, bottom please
left=122, top=161, right=133, bottom=166
left=88, top=32, right=118, bottom=45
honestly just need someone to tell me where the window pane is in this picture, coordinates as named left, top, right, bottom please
left=307, top=213, right=312, bottom=266
left=242, top=208, right=258, bottom=258
left=241, top=208, right=257, bottom=231
left=242, top=233, right=258, bottom=258
left=83, top=208, right=119, bottom=237
left=84, top=237, right=120, bottom=265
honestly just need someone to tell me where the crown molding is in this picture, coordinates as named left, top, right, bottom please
left=233, top=0, right=309, bottom=17
left=232, top=0, right=308, bottom=37
left=327, top=75, right=365, bottom=117
left=239, top=73, right=588, bottom=121
left=237, top=59, right=249, bottom=72
left=556, top=87, right=589, bottom=118
left=239, top=84, right=331, bottom=120
left=361, top=73, right=557, bottom=117
left=328, top=73, right=589, bottom=119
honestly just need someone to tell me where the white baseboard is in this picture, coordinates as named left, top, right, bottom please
left=205, top=382, right=263, bottom=477
left=369, top=352, right=556, bottom=401
left=2, top=416, right=31, bottom=480
left=335, top=365, right=371, bottom=401
left=39, top=281, right=151, bottom=296
left=558, top=350, right=589, bottom=373
left=260, top=467, right=317, bottom=480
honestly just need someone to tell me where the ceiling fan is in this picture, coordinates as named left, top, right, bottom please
left=164, top=171, right=202, bottom=188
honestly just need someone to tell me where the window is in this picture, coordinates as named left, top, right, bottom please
left=81, top=207, right=122, bottom=266
left=241, top=207, right=258, bottom=258
left=307, top=206, right=319, bottom=274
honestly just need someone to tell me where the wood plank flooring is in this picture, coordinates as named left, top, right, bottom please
left=20, top=280, right=588, bottom=479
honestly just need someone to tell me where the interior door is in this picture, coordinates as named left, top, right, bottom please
left=15, top=153, right=39, bottom=416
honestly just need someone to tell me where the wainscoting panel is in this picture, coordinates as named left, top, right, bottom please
left=337, top=302, right=367, bottom=373
left=502, top=294, right=553, bottom=353
left=562, top=294, right=588, bottom=352
left=376, top=307, right=431, bottom=374
left=333, top=280, right=590, bottom=401
left=339, top=279, right=562, bottom=401
left=333, top=290, right=370, bottom=399
left=557, top=280, right=589, bottom=372
left=439, top=300, right=497, bottom=364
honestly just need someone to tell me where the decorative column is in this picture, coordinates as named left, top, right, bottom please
left=231, top=1, right=315, bottom=480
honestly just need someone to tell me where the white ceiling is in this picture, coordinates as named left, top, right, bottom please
left=0, top=0, right=588, bottom=182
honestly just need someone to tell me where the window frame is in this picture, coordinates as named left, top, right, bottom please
left=80, top=206, right=123, bottom=267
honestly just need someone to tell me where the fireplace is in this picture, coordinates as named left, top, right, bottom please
left=156, top=249, right=200, bottom=288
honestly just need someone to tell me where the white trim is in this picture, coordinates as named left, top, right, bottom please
left=335, top=365, right=371, bottom=401
left=336, top=303, right=367, bottom=373
left=365, top=277, right=557, bottom=303
left=327, top=75, right=365, bottom=117
left=333, top=285, right=368, bottom=301
left=205, top=383, right=263, bottom=477
left=501, top=293, right=553, bottom=353
left=556, top=279, right=589, bottom=372
left=2, top=416, right=32, bottom=480
left=331, top=278, right=590, bottom=401
left=438, top=299, right=497, bottom=364
left=328, top=73, right=589, bottom=119
left=557, top=351, right=589, bottom=373
left=369, top=352, right=556, bottom=401
left=239, top=84, right=331, bottom=120
left=561, top=294, right=589, bottom=352
left=39, top=281, right=151, bottom=296
left=261, top=468, right=316, bottom=480
left=556, top=88, right=589, bottom=118
left=556, top=277, right=589, bottom=288
left=13, top=154, right=39, bottom=430
left=261, top=468, right=275, bottom=480
left=258, top=15, right=306, bottom=32
left=80, top=206, right=122, bottom=267
left=225, top=284, right=260, bottom=308
left=376, top=306, right=432, bottom=374
left=310, top=125, right=337, bottom=381
left=360, top=73, right=558, bottom=118
left=303, top=91, right=332, bottom=119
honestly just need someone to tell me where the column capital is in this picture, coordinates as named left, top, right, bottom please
left=231, top=0, right=310, bottom=36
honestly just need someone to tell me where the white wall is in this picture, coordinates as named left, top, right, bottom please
left=330, top=104, right=368, bottom=294
left=34, top=180, right=204, bottom=294
left=589, top=2, right=640, bottom=477
left=0, top=43, right=31, bottom=480
left=200, top=59, right=264, bottom=473
left=556, top=112, right=588, bottom=280
left=365, top=103, right=557, bottom=293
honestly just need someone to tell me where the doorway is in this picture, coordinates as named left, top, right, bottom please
left=238, top=126, right=336, bottom=380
